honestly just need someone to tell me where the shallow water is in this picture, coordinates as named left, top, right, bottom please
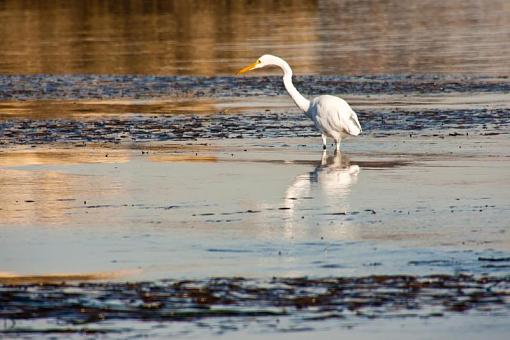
left=1, top=136, right=510, bottom=337
left=1, top=0, right=510, bottom=75
left=1, top=135, right=510, bottom=277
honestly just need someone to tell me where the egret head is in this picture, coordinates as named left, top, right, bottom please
left=237, top=55, right=276, bottom=75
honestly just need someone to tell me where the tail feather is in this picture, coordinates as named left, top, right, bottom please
left=347, top=110, right=362, bottom=136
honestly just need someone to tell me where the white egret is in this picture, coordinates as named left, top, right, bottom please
left=238, top=55, right=361, bottom=151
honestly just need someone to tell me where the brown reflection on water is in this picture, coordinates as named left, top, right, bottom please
left=0, top=269, right=137, bottom=284
left=0, top=0, right=509, bottom=75
left=149, top=154, right=218, bottom=163
left=0, top=99, right=218, bottom=119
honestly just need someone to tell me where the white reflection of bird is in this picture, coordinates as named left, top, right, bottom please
left=282, top=151, right=360, bottom=238
left=285, top=152, right=360, bottom=207
left=313, top=152, right=360, bottom=194
left=238, top=55, right=362, bottom=151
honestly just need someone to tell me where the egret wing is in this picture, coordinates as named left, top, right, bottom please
left=345, top=109, right=362, bottom=136
left=316, top=96, right=361, bottom=136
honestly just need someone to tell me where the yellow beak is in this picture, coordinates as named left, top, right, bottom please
left=237, top=62, right=258, bottom=75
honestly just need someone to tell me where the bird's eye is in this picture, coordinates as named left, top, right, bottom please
left=257, top=60, right=261, bottom=64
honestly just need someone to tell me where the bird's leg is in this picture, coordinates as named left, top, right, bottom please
left=335, top=138, right=341, bottom=152
left=321, top=149, right=327, bottom=164
left=321, top=134, right=327, bottom=150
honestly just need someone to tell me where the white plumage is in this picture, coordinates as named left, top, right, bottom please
left=238, top=54, right=361, bottom=151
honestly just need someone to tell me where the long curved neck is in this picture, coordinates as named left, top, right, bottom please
left=274, top=58, right=310, bottom=113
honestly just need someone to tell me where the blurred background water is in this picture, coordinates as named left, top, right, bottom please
left=0, top=0, right=509, bottom=76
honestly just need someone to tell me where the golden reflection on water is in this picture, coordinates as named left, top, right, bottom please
left=148, top=154, right=218, bottom=163
left=0, top=149, right=130, bottom=167
left=0, top=148, right=129, bottom=224
left=0, top=0, right=509, bottom=75
left=0, top=99, right=219, bottom=119
left=0, top=169, right=84, bottom=224
left=0, top=168, right=117, bottom=225
left=0, top=269, right=138, bottom=284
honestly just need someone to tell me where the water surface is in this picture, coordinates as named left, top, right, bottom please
left=1, top=0, right=509, bottom=75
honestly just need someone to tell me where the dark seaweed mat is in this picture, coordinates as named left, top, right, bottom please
left=0, top=108, right=508, bottom=145
left=1, top=75, right=510, bottom=100
left=0, top=275, right=509, bottom=332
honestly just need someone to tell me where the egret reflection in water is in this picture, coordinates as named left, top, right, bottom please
left=283, top=152, right=360, bottom=237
